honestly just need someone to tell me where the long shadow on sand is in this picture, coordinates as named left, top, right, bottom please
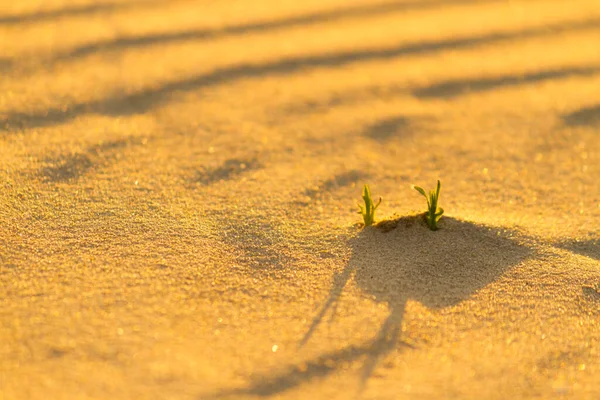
left=0, top=0, right=185, bottom=25
left=413, top=66, right=600, bottom=98
left=49, top=0, right=500, bottom=62
left=203, top=216, right=533, bottom=399
left=4, top=16, right=599, bottom=132
left=281, top=65, right=600, bottom=117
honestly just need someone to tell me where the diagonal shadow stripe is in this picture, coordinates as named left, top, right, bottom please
left=3, top=16, right=599, bottom=132
left=52, top=0, right=505, bottom=61
left=413, top=65, right=600, bottom=98
left=0, top=0, right=191, bottom=25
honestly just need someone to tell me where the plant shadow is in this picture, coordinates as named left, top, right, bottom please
left=562, top=104, right=600, bottom=128
left=555, top=239, right=600, bottom=261
left=362, top=115, right=413, bottom=142
left=193, top=157, right=262, bottom=186
left=38, top=138, right=137, bottom=182
left=300, top=170, right=366, bottom=204
left=203, top=216, right=533, bottom=399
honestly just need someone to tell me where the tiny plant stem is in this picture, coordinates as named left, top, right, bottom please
left=357, top=184, right=381, bottom=227
left=412, top=180, right=443, bottom=231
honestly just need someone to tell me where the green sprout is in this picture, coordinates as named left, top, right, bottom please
left=357, top=184, right=381, bottom=227
left=412, top=180, right=444, bottom=231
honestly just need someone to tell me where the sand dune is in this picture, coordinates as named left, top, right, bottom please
left=1, top=0, right=599, bottom=399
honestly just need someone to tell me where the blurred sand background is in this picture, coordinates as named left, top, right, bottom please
left=1, top=0, right=599, bottom=399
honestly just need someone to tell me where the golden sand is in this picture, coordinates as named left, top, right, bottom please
left=1, top=0, right=599, bottom=399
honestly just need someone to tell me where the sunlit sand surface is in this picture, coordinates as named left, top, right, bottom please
left=1, top=0, right=599, bottom=399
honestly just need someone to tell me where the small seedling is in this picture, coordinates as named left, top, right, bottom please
left=412, top=180, right=443, bottom=231
left=357, top=184, right=381, bottom=227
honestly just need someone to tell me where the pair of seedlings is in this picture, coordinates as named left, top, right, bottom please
left=357, top=181, right=443, bottom=231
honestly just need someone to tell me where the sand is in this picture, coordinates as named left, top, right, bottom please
left=1, top=0, right=599, bottom=399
